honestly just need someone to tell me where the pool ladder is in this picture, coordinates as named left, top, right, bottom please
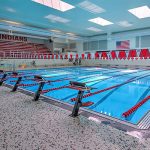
left=137, top=111, right=150, bottom=130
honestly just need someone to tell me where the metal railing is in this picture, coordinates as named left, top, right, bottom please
left=0, top=51, right=149, bottom=60
left=0, top=51, right=52, bottom=59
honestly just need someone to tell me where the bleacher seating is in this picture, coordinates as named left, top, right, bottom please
left=0, top=40, right=50, bottom=56
left=0, top=40, right=149, bottom=60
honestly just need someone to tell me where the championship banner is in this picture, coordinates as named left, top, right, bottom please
left=0, top=34, right=27, bottom=42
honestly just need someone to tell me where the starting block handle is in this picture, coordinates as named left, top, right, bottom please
left=70, top=90, right=84, bottom=117
left=0, top=70, right=4, bottom=73
left=70, top=81, right=86, bottom=87
left=0, top=73, right=7, bottom=86
left=11, top=76, right=22, bottom=92
left=33, top=81, right=45, bottom=101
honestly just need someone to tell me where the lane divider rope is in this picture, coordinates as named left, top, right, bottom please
left=71, top=73, right=150, bottom=101
left=122, top=95, right=150, bottom=117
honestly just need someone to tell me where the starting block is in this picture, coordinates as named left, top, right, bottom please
left=11, top=76, right=22, bottom=92
left=69, top=81, right=94, bottom=117
left=0, top=73, right=7, bottom=86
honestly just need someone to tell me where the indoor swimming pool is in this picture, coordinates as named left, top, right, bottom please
left=4, top=66, right=150, bottom=125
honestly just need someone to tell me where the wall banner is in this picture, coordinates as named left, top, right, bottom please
left=0, top=34, right=27, bottom=42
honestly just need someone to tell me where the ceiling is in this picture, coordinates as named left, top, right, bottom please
left=0, top=0, right=150, bottom=37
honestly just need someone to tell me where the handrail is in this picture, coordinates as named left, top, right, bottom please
left=0, top=50, right=149, bottom=60
left=122, top=95, right=150, bottom=118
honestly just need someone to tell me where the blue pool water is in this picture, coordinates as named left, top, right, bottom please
left=5, top=67, right=150, bottom=124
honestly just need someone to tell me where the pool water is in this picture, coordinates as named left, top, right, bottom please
left=5, top=67, right=150, bottom=124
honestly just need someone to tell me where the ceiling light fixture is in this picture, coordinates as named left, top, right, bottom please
left=6, top=7, right=16, bottom=13
left=128, top=6, right=150, bottom=19
left=87, top=27, right=102, bottom=32
left=78, top=1, right=105, bottom=14
left=89, top=17, right=113, bottom=26
left=118, top=21, right=132, bottom=27
left=32, top=0, right=75, bottom=12
left=45, top=14, right=70, bottom=23
left=0, top=19, right=23, bottom=25
left=66, top=33, right=76, bottom=36
left=51, top=29, right=62, bottom=33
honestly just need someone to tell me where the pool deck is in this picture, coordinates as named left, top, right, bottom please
left=0, top=86, right=150, bottom=150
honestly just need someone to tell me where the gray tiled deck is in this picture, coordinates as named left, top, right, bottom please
left=0, top=86, right=150, bottom=150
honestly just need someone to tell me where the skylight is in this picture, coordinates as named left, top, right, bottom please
left=32, top=0, right=75, bottom=12
left=87, top=27, right=102, bottom=32
left=128, top=6, right=150, bottom=19
left=89, top=17, right=113, bottom=26
left=78, top=1, right=105, bottom=14
left=118, top=21, right=132, bottom=27
left=45, top=14, right=70, bottom=23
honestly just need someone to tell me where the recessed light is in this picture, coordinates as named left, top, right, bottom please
left=6, top=7, right=16, bottom=13
left=45, top=14, right=70, bottom=23
left=32, top=0, right=75, bottom=12
left=87, top=27, right=102, bottom=32
left=66, top=33, right=76, bottom=36
left=118, top=21, right=132, bottom=27
left=89, top=17, right=113, bottom=26
left=51, top=29, right=62, bottom=33
left=0, top=20, right=22, bottom=25
left=58, top=1, right=75, bottom=12
left=128, top=6, right=150, bottom=19
left=78, top=1, right=105, bottom=14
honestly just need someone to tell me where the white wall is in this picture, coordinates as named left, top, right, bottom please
left=84, top=36, right=136, bottom=51
left=1, top=59, right=73, bottom=70
left=76, top=41, right=84, bottom=54
left=1, top=58, right=150, bottom=71
left=51, top=38, right=84, bottom=53
left=53, top=38, right=68, bottom=43
left=85, top=28, right=150, bottom=51
left=82, top=59, right=150, bottom=67
left=27, top=37, right=45, bottom=44
left=44, top=40, right=53, bottom=52
left=107, top=37, right=136, bottom=50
